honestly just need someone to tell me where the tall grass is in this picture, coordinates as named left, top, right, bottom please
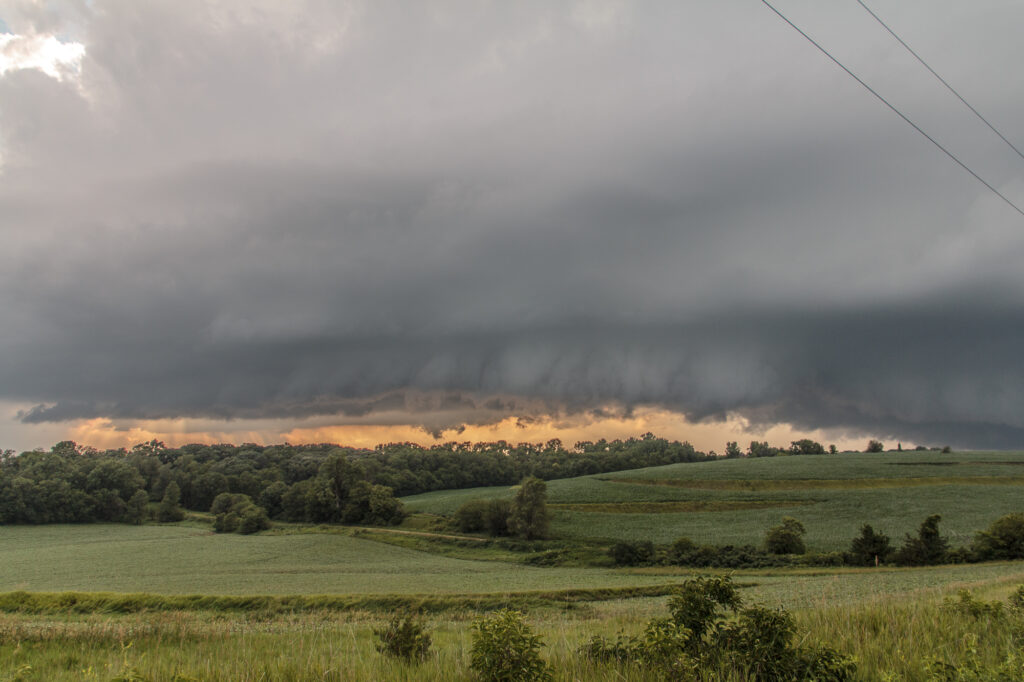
left=2, top=585, right=1023, bottom=680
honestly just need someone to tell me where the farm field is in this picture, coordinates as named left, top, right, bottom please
left=402, top=450, right=1024, bottom=548
left=4, top=450, right=1024, bottom=680
left=0, top=524, right=673, bottom=596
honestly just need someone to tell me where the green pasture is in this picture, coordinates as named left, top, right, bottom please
left=0, top=524, right=668, bottom=595
left=401, top=450, right=1024, bottom=549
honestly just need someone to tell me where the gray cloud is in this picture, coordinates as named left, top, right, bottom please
left=2, top=0, right=1024, bottom=448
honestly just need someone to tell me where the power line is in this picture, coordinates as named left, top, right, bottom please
left=855, top=0, right=1024, bottom=164
left=760, top=0, right=1024, bottom=220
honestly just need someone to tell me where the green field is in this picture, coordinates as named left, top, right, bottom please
left=0, top=524, right=673, bottom=596
left=402, top=450, right=1024, bottom=548
left=5, top=450, right=1024, bottom=680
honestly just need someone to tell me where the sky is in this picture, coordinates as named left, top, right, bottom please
left=2, top=0, right=1024, bottom=453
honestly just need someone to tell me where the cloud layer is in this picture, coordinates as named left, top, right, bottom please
left=3, top=0, right=1024, bottom=448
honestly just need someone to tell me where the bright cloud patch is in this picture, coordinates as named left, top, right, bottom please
left=0, top=32, right=85, bottom=81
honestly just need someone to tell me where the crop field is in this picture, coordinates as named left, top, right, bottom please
left=402, top=450, right=1024, bottom=548
left=0, top=525, right=679, bottom=596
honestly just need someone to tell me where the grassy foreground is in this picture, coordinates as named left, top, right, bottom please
left=2, top=580, right=1023, bottom=681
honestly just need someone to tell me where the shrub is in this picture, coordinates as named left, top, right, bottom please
left=667, top=537, right=697, bottom=564
left=455, top=498, right=512, bottom=536
left=765, top=517, right=806, bottom=555
left=667, top=575, right=740, bottom=647
left=941, top=589, right=1003, bottom=619
left=237, top=505, right=271, bottom=534
left=373, top=613, right=432, bottom=662
left=455, top=499, right=490, bottom=532
left=609, top=540, right=655, bottom=566
left=848, top=524, right=892, bottom=565
left=583, top=575, right=855, bottom=681
left=470, top=609, right=551, bottom=682
left=972, top=513, right=1024, bottom=561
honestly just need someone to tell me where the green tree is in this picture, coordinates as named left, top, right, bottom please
left=788, top=439, right=825, bottom=455
left=157, top=481, right=185, bottom=522
left=508, top=476, right=550, bottom=540
left=895, top=514, right=948, bottom=565
left=865, top=439, right=884, bottom=453
left=972, top=513, right=1024, bottom=561
left=848, top=524, right=891, bottom=565
left=765, top=517, right=806, bottom=554
left=724, top=441, right=742, bottom=458
left=125, top=489, right=149, bottom=525
left=748, top=441, right=778, bottom=457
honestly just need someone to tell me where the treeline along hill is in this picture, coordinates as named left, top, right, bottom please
left=0, top=434, right=708, bottom=526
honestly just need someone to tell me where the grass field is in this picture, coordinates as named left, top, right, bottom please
left=402, top=450, right=1024, bottom=549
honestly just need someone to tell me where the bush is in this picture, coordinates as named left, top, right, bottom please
left=210, top=493, right=270, bottom=534
left=455, top=499, right=490, bottom=532
left=668, top=542, right=792, bottom=569
left=765, top=517, right=806, bottom=555
left=972, top=513, right=1024, bottom=561
left=941, top=589, right=1003, bottom=619
left=609, top=540, right=655, bottom=566
left=470, top=609, right=551, bottom=682
left=848, top=524, right=892, bottom=565
left=667, top=537, right=697, bottom=564
left=373, top=613, right=432, bottom=662
left=455, top=498, right=512, bottom=536
left=583, top=575, right=855, bottom=681
left=238, top=505, right=271, bottom=534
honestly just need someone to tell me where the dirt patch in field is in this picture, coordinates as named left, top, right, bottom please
left=603, top=476, right=1024, bottom=491
left=548, top=500, right=814, bottom=513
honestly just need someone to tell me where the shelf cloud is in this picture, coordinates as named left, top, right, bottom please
left=3, top=0, right=1024, bottom=449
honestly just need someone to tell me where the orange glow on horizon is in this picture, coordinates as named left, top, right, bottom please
left=54, top=409, right=878, bottom=454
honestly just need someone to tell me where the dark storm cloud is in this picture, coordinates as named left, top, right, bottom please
left=3, top=0, right=1024, bottom=447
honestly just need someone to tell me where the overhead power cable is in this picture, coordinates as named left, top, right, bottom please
left=855, top=0, right=1024, bottom=164
left=760, top=0, right=1024, bottom=220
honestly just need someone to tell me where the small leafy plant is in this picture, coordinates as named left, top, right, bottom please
left=470, top=609, right=552, bottom=681
left=372, top=612, right=432, bottom=662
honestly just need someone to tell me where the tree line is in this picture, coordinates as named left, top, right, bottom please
left=607, top=512, right=1024, bottom=569
left=0, top=434, right=706, bottom=526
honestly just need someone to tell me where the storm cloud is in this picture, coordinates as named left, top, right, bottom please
left=2, top=0, right=1024, bottom=448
